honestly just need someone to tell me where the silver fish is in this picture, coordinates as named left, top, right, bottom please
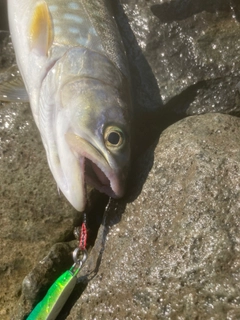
left=6, top=0, right=132, bottom=211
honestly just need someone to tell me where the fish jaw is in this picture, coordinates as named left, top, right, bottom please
left=46, top=137, right=86, bottom=212
left=48, top=131, right=126, bottom=212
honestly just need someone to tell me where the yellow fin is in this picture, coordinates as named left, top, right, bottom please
left=29, top=1, right=53, bottom=55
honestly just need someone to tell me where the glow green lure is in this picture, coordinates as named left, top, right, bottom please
left=27, top=248, right=87, bottom=320
left=27, top=268, right=77, bottom=320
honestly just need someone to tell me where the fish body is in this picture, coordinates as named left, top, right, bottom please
left=7, top=0, right=131, bottom=211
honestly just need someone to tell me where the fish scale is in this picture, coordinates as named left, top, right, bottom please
left=47, top=0, right=103, bottom=52
left=79, top=0, right=129, bottom=77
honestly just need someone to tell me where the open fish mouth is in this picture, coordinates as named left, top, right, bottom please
left=64, top=132, right=123, bottom=210
left=84, top=158, right=116, bottom=198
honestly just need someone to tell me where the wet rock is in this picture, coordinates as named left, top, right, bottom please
left=67, top=113, right=240, bottom=319
left=0, top=0, right=8, bottom=31
left=150, top=0, right=231, bottom=22
left=120, top=0, right=240, bottom=116
left=0, top=32, right=15, bottom=69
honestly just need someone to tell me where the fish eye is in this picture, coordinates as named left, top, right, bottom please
left=104, top=126, right=125, bottom=149
left=108, top=132, right=121, bottom=145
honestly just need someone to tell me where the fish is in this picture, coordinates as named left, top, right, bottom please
left=5, top=0, right=132, bottom=211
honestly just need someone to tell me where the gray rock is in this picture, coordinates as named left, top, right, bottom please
left=0, top=32, right=15, bottom=69
left=119, top=0, right=240, bottom=115
left=0, top=0, right=8, bottom=31
left=67, top=113, right=240, bottom=319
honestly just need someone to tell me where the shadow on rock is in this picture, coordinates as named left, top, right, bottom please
left=0, top=0, right=8, bottom=31
left=151, top=0, right=231, bottom=22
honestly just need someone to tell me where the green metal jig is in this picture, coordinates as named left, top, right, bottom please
left=26, top=247, right=87, bottom=320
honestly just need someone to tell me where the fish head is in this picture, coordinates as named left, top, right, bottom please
left=48, top=77, right=131, bottom=211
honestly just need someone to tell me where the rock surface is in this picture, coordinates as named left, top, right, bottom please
left=1, top=0, right=240, bottom=319
left=68, top=113, right=240, bottom=319
left=117, top=0, right=240, bottom=116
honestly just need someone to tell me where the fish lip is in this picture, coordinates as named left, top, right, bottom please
left=65, top=132, right=124, bottom=199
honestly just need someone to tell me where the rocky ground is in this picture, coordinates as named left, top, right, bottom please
left=1, top=0, right=240, bottom=319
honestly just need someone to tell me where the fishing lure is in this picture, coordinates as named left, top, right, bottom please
left=27, top=221, right=88, bottom=320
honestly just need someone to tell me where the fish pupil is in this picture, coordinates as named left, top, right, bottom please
left=108, top=132, right=120, bottom=145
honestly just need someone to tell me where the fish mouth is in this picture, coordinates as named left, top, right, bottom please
left=65, top=132, right=124, bottom=210
left=84, top=158, right=117, bottom=198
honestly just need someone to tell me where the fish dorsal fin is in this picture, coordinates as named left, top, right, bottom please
left=29, top=1, right=53, bottom=56
left=0, top=65, right=29, bottom=102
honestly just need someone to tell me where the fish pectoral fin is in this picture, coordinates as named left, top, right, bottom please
left=0, top=69, right=29, bottom=102
left=29, top=1, right=53, bottom=56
